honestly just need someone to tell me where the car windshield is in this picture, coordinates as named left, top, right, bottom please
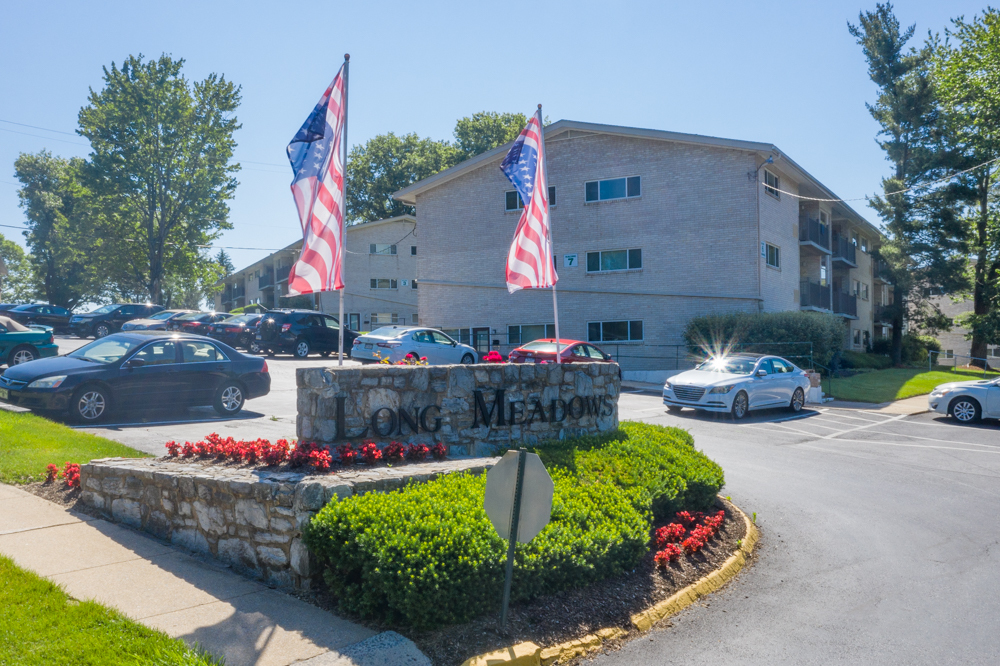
left=175, top=312, right=208, bottom=321
left=90, top=304, right=117, bottom=315
left=369, top=327, right=406, bottom=338
left=221, top=315, right=253, bottom=324
left=696, top=357, right=758, bottom=375
left=149, top=310, right=180, bottom=320
left=68, top=338, right=143, bottom=364
left=11, top=304, right=36, bottom=311
left=521, top=341, right=560, bottom=353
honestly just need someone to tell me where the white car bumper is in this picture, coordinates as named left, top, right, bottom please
left=662, top=389, right=735, bottom=413
left=928, top=394, right=951, bottom=415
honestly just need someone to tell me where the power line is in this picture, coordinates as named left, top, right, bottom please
left=0, top=127, right=90, bottom=146
left=0, top=118, right=81, bottom=136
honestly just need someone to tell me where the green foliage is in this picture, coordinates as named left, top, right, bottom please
left=0, top=554, right=221, bottom=665
left=839, top=350, right=894, bottom=370
left=305, top=423, right=723, bottom=629
left=13, top=151, right=101, bottom=309
left=78, top=53, right=241, bottom=304
left=683, top=310, right=846, bottom=366
left=452, top=111, right=529, bottom=161
left=901, top=333, right=941, bottom=364
left=823, top=366, right=997, bottom=403
left=0, top=233, right=35, bottom=302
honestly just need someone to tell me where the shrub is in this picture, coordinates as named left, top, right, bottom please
left=903, top=333, right=941, bottom=364
left=383, top=442, right=406, bottom=463
left=404, top=443, right=429, bottom=461
left=839, top=350, right=893, bottom=370
left=683, top=310, right=846, bottom=366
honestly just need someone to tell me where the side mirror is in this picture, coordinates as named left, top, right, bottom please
left=603, top=353, right=612, bottom=361
left=125, top=358, right=146, bottom=370
left=756, top=369, right=768, bottom=377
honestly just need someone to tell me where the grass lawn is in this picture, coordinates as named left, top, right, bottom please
left=823, top=366, right=999, bottom=404
left=0, top=554, right=219, bottom=665
left=0, top=410, right=149, bottom=485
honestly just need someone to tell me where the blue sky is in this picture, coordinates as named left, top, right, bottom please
left=0, top=0, right=986, bottom=272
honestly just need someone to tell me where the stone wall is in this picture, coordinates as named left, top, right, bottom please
left=296, top=362, right=620, bottom=456
left=79, top=456, right=496, bottom=590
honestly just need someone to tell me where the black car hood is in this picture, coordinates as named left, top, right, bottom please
left=1, top=355, right=112, bottom=381
left=72, top=314, right=99, bottom=319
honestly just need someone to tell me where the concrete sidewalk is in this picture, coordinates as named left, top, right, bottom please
left=825, top=394, right=930, bottom=416
left=0, top=484, right=428, bottom=666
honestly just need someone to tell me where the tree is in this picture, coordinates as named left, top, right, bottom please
left=0, top=235, right=35, bottom=303
left=214, top=249, right=235, bottom=276
left=849, top=3, right=963, bottom=365
left=935, top=10, right=1000, bottom=364
left=77, top=54, right=241, bottom=304
left=346, top=132, right=457, bottom=222
left=13, top=151, right=100, bottom=309
left=452, top=111, right=530, bottom=161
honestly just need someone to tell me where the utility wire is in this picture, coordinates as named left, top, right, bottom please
left=0, top=119, right=81, bottom=136
left=0, top=127, right=90, bottom=146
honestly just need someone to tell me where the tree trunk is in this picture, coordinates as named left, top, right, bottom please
left=891, top=283, right=905, bottom=366
left=970, top=184, right=990, bottom=368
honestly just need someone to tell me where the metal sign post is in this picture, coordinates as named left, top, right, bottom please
left=500, top=449, right=526, bottom=632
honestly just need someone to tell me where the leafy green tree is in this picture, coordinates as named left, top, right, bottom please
left=0, top=235, right=35, bottom=303
left=214, top=249, right=235, bottom=276
left=452, top=111, right=530, bottom=161
left=77, top=54, right=241, bottom=304
left=935, top=9, right=1000, bottom=363
left=13, top=151, right=100, bottom=309
left=346, top=132, right=457, bottom=222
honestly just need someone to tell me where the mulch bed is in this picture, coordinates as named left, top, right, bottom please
left=19, top=482, right=107, bottom=519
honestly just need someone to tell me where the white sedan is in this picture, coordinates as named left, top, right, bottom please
left=351, top=326, right=479, bottom=365
left=663, top=354, right=811, bottom=419
left=928, top=377, right=1000, bottom=424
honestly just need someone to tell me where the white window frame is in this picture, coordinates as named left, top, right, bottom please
left=586, top=248, right=642, bottom=273
left=410, top=245, right=417, bottom=256
left=505, top=186, right=557, bottom=212
left=369, top=243, right=397, bottom=255
left=584, top=176, right=641, bottom=203
left=763, top=169, right=780, bottom=200
left=587, top=320, right=644, bottom=343
left=370, top=278, right=398, bottom=290
left=371, top=313, right=400, bottom=325
left=765, top=242, right=780, bottom=269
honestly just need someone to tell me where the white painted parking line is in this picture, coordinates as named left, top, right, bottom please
left=820, top=413, right=908, bottom=440
left=847, top=429, right=1000, bottom=449
left=809, top=438, right=1000, bottom=456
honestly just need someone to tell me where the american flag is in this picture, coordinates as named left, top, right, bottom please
left=500, top=110, right=556, bottom=293
left=286, top=65, right=347, bottom=295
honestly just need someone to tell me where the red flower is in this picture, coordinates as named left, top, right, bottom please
left=45, top=464, right=59, bottom=483
left=675, top=511, right=695, bottom=527
left=482, top=351, right=505, bottom=364
left=384, top=441, right=406, bottom=462
left=263, top=439, right=290, bottom=466
left=61, top=462, right=81, bottom=489
left=430, top=443, right=447, bottom=460
left=360, top=442, right=382, bottom=465
left=165, top=441, right=180, bottom=457
left=681, top=535, right=704, bottom=554
left=337, top=443, right=358, bottom=465
left=307, top=447, right=332, bottom=471
left=404, top=443, right=430, bottom=461
left=654, top=543, right=682, bottom=567
left=654, top=523, right=686, bottom=548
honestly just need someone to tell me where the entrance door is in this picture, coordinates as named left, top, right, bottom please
left=472, top=327, right=490, bottom=354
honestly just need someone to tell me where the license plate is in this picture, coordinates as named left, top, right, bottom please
left=364, top=343, right=372, bottom=350
left=256, top=334, right=262, bottom=340
left=0, top=388, right=6, bottom=400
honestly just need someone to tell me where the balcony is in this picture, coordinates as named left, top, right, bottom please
left=874, top=259, right=892, bottom=284
left=833, top=290, right=858, bottom=318
left=799, top=219, right=831, bottom=252
left=276, top=265, right=293, bottom=283
left=874, top=304, right=893, bottom=325
left=832, top=234, right=857, bottom=266
left=800, top=279, right=831, bottom=311
left=259, top=272, right=274, bottom=290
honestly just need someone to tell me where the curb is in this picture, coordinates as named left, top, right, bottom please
left=461, top=499, right=759, bottom=666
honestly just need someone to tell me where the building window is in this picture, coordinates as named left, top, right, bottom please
left=586, top=248, right=642, bottom=273
left=588, top=320, right=643, bottom=342
left=411, top=279, right=417, bottom=289
left=442, top=328, right=472, bottom=345
left=860, top=237, right=869, bottom=253
left=584, top=176, right=640, bottom=203
left=861, top=283, right=869, bottom=300
left=410, top=245, right=417, bottom=256
left=370, top=278, right=398, bottom=289
left=853, top=329, right=861, bottom=346
left=852, top=279, right=861, bottom=296
left=763, top=169, right=780, bottom=199
left=371, top=313, right=400, bottom=325
left=348, top=313, right=361, bottom=331
left=507, top=324, right=555, bottom=345
left=851, top=231, right=859, bottom=248
left=505, top=186, right=556, bottom=211
left=944, top=350, right=954, bottom=359
left=765, top=243, right=780, bottom=269
left=370, top=243, right=397, bottom=255
left=412, top=313, right=419, bottom=325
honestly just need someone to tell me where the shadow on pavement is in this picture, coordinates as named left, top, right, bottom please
left=60, top=407, right=265, bottom=430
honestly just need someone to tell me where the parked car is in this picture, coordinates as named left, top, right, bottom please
left=928, top=377, right=1000, bottom=424
left=69, top=303, right=165, bottom=339
left=207, top=314, right=263, bottom=352
left=3, top=303, right=73, bottom=332
left=352, top=326, right=478, bottom=365
left=507, top=339, right=614, bottom=364
left=255, top=309, right=359, bottom=358
left=121, top=309, right=196, bottom=331
left=662, top=354, right=810, bottom=419
left=167, top=311, right=229, bottom=335
left=0, top=331, right=270, bottom=423
left=0, top=315, right=59, bottom=367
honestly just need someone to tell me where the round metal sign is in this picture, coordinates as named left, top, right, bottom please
left=484, top=450, right=554, bottom=543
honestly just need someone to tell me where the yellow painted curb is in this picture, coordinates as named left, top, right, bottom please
left=462, top=499, right=759, bottom=666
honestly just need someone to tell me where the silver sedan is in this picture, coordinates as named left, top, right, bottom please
left=351, top=326, right=479, bottom=365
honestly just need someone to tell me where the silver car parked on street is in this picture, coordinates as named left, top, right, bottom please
left=351, top=326, right=478, bottom=365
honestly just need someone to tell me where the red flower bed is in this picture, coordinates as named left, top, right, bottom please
left=161, top=433, right=450, bottom=475
left=654, top=509, right=727, bottom=567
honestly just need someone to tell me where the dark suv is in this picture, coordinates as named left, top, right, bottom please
left=255, top=309, right=358, bottom=358
left=69, top=303, right=165, bottom=339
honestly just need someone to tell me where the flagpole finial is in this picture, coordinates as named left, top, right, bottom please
left=344, top=53, right=350, bottom=61
left=537, top=104, right=542, bottom=110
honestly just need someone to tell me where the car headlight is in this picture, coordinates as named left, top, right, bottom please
left=664, top=381, right=672, bottom=390
left=709, top=384, right=736, bottom=394
left=28, top=375, right=67, bottom=389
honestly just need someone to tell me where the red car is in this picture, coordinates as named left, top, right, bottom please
left=168, top=311, right=229, bottom=335
left=507, top=339, right=615, bottom=364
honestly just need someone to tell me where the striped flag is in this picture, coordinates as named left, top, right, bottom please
left=286, top=65, right=347, bottom=295
left=500, top=110, right=556, bottom=293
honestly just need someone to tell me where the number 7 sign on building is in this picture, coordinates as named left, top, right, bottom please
left=563, top=254, right=578, bottom=268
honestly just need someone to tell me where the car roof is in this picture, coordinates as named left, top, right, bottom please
left=521, top=338, right=586, bottom=345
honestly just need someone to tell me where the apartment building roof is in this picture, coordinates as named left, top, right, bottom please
left=393, top=120, right=881, bottom=239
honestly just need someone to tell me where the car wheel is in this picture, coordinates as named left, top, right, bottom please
left=789, top=388, right=805, bottom=413
left=949, top=397, right=981, bottom=424
left=8, top=345, right=36, bottom=366
left=461, top=354, right=475, bottom=364
left=72, top=385, right=110, bottom=423
left=94, top=324, right=111, bottom=338
left=666, top=406, right=682, bottom=413
left=730, top=391, right=749, bottom=420
left=214, top=382, right=245, bottom=416
left=248, top=339, right=263, bottom=354
left=294, top=339, right=310, bottom=358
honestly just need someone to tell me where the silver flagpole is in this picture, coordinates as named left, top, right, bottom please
left=338, top=54, right=349, bottom=367
left=538, top=104, right=561, bottom=364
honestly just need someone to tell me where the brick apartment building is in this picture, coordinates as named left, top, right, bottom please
left=215, top=215, right=417, bottom=331
left=394, top=120, right=888, bottom=371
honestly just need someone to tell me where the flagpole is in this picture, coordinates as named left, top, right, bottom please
left=338, top=54, right=350, bottom=367
left=538, top=104, right=561, bottom=364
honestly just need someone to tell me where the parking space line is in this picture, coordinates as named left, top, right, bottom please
left=820, top=411, right=897, bottom=424
left=821, top=413, right=908, bottom=439
left=847, top=429, right=1000, bottom=449
left=814, top=438, right=1000, bottom=456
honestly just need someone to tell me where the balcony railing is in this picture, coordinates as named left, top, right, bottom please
left=799, top=218, right=830, bottom=250
left=800, top=279, right=831, bottom=310
left=832, top=234, right=857, bottom=265
left=874, top=259, right=892, bottom=283
left=833, top=290, right=858, bottom=318
left=259, top=272, right=274, bottom=290
left=874, top=304, right=893, bottom=324
left=276, top=265, right=292, bottom=282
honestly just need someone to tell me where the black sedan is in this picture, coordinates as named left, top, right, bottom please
left=168, top=311, right=229, bottom=335
left=0, top=332, right=270, bottom=423
left=2, top=303, right=73, bottom=332
left=207, top=314, right=263, bottom=352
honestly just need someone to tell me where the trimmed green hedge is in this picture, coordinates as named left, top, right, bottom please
left=839, top=350, right=893, bottom=370
left=684, top=310, right=846, bottom=366
left=304, top=422, right=724, bottom=629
